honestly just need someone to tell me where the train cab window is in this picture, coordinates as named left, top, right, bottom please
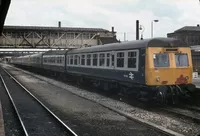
left=175, top=53, right=189, bottom=67
left=81, top=55, right=85, bottom=65
left=70, top=55, right=73, bottom=65
left=128, top=52, right=137, bottom=68
left=87, top=54, right=91, bottom=66
left=153, top=53, right=169, bottom=68
left=117, top=52, right=124, bottom=67
left=93, top=54, right=98, bottom=66
left=99, top=53, right=105, bottom=67
left=107, top=53, right=110, bottom=67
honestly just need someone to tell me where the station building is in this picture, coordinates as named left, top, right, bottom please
left=167, top=24, right=200, bottom=73
left=0, top=23, right=119, bottom=49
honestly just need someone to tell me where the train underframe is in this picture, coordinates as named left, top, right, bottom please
left=76, top=76, right=197, bottom=105
left=150, top=84, right=196, bottom=104
left=13, top=64, right=197, bottom=105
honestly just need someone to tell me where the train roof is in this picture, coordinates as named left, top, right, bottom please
left=30, top=52, right=43, bottom=57
left=67, top=37, right=189, bottom=54
left=43, top=50, right=68, bottom=55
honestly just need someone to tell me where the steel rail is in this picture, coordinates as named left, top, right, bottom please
left=160, top=107, right=200, bottom=123
left=2, top=67, right=78, bottom=136
left=3, top=65, right=186, bottom=136
left=0, top=74, right=29, bottom=136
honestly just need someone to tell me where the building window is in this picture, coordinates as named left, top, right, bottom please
left=93, top=54, right=98, bottom=66
left=128, top=52, right=137, bottom=68
left=117, top=52, right=124, bottom=67
left=70, top=55, right=73, bottom=65
left=81, top=55, right=85, bottom=65
left=106, top=53, right=110, bottom=67
left=87, top=54, right=91, bottom=66
left=99, top=53, right=105, bottom=67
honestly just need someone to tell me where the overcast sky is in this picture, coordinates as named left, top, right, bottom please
left=4, top=0, right=200, bottom=41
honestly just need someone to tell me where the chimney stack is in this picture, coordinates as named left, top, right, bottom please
left=136, top=20, right=139, bottom=40
left=111, top=26, right=114, bottom=32
left=58, top=21, right=61, bottom=28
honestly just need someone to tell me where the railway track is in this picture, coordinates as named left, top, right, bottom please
left=0, top=67, right=78, bottom=136
left=3, top=64, right=200, bottom=136
left=160, top=106, right=200, bottom=123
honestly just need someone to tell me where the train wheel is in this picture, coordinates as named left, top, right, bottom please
left=155, top=86, right=168, bottom=105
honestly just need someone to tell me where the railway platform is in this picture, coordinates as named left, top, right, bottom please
left=0, top=101, right=5, bottom=136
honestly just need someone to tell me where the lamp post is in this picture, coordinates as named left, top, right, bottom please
left=139, top=25, right=145, bottom=40
left=151, top=19, right=159, bottom=38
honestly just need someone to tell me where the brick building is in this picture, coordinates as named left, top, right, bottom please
left=167, top=24, right=200, bottom=45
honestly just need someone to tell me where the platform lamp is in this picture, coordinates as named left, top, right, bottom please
left=139, top=25, right=145, bottom=40
left=151, top=20, right=159, bottom=38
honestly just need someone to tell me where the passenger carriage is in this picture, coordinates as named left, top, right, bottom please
left=11, top=37, right=196, bottom=104
left=42, top=50, right=67, bottom=73
left=66, top=37, right=196, bottom=103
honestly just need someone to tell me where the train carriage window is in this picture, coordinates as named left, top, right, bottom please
left=175, top=53, right=189, bottom=67
left=62, top=56, right=65, bottom=63
left=48, top=57, right=50, bottom=63
left=44, top=57, right=47, bottom=63
left=74, top=55, right=78, bottom=65
left=52, top=56, right=54, bottom=63
left=107, top=53, right=110, bottom=67
left=117, top=52, right=124, bottom=67
left=51, top=57, right=53, bottom=63
left=128, top=52, right=137, bottom=68
left=57, top=56, right=60, bottom=63
left=78, top=55, right=80, bottom=65
left=93, top=54, right=98, bottom=66
left=67, top=56, right=70, bottom=65
left=70, top=55, right=73, bottom=65
left=112, top=55, right=115, bottom=66
left=59, top=56, right=62, bottom=63
left=81, top=55, right=85, bottom=65
left=153, top=53, right=169, bottom=68
left=87, top=54, right=91, bottom=66
left=99, top=53, right=105, bottom=67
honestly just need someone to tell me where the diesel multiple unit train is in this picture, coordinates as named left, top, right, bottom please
left=11, top=37, right=196, bottom=104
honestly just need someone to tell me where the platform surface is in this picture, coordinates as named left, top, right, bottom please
left=0, top=101, right=5, bottom=136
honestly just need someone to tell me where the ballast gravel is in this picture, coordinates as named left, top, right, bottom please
left=3, top=64, right=200, bottom=136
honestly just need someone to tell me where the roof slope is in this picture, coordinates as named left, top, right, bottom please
left=174, top=26, right=200, bottom=32
left=3, top=25, right=109, bottom=32
left=43, top=50, right=68, bottom=55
